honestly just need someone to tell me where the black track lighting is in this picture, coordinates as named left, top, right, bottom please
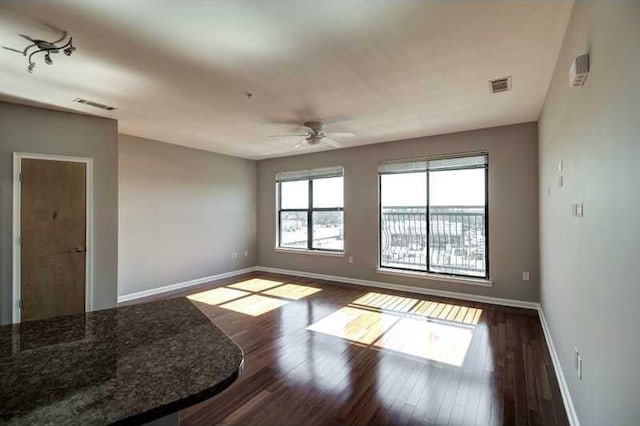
left=3, top=29, right=75, bottom=73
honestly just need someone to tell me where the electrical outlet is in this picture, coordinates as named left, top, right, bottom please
left=348, top=256, right=354, bottom=264
left=577, top=354, right=583, bottom=380
left=575, top=202, right=583, bottom=217
left=574, top=347, right=583, bottom=380
left=244, top=250, right=248, bottom=257
left=522, top=271, right=530, bottom=281
left=558, top=160, right=563, bottom=171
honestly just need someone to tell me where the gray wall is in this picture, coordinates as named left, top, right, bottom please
left=118, top=134, right=256, bottom=297
left=0, top=101, right=118, bottom=324
left=539, top=2, right=640, bottom=425
left=258, top=122, right=539, bottom=302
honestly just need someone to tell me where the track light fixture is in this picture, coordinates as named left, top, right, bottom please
left=2, top=27, right=76, bottom=73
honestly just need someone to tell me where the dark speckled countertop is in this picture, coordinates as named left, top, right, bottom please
left=0, top=297, right=244, bottom=425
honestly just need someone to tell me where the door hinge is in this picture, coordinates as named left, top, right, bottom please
left=19, top=173, right=22, bottom=182
left=18, top=299, right=23, bottom=309
left=18, top=236, right=22, bottom=246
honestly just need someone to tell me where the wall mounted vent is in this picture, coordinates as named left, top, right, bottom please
left=488, top=76, right=512, bottom=94
left=73, top=98, right=115, bottom=111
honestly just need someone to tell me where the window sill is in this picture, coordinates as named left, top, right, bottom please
left=376, top=267, right=493, bottom=287
left=274, top=247, right=345, bottom=257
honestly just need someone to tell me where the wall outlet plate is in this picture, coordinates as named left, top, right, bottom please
left=577, top=355, right=583, bottom=380
left=522, top=271, right=530, bottom=281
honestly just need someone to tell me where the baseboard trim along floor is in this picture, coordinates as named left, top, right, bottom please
left=117, top=267, right=257, bottom=303
left=255, top=266, right=539, bottom=310
left=537, top=307, right=581, bottom=426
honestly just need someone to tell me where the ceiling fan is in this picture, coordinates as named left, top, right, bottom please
left=269, top=121, right=355, bottom=149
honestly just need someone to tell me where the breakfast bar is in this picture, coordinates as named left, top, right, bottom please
left=0, top=297, right=243, bottom=425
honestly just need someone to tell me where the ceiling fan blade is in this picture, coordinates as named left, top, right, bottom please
left=325, top=131, right=355, bottom=138
left=50, top=30, right=68, bottom=44
left=2, top=46, right=24, bottom=54
left=269, top=134, right=308, bottom=138
left=18, top=34, right=36, bottom=43
left=323, top=138, right=341, bottom=148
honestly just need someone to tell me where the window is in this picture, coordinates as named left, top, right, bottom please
left=379, top=154, right=488, bottom=278
left=277, top=167, right=344, bottom=252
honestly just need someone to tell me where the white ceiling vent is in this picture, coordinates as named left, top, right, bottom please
left=73, top=98, right=115, bottom=111
left=488, top=76, right=512, bottom=94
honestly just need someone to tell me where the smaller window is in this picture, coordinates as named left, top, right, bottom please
left=277, top=167, right=344, bottom=252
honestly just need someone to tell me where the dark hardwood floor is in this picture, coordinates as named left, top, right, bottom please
left=139, top=272, right=568, bottom=425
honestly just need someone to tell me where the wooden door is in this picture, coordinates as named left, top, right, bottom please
left=20, top=158, right=87, bottom=322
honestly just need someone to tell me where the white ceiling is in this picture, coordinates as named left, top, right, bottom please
left=0, top=1, right=572, bottom=159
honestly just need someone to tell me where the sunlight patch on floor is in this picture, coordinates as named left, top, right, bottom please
left=306, top=291, right=480, bottom=365
left=187, top=287, right=249, bottom=306
left=220, top=294, right=289, bottom=316
left=410, top=301, right=482, bottom=325
left=306, top=306, right=398, bottom=344
left=229, top=278, right=284, bottom=292
left=352, top=292, right=483, bottom=326
left=411, top=300, right=482, bottom=325
left=264, top=283, right=322, bottom=300
left=352, top=292, right=420, bottom=313
left=373, top=317, right=473, bottom=366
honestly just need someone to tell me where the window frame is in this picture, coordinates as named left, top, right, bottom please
left=277, top=177, right=344, bottom=253
left=378, top=154, right=489, bottom=279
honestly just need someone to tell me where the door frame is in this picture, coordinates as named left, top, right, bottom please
left=12, top=152, right=94, bottom=323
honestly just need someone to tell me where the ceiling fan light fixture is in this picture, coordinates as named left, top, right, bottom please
left=269, top=120, right=354, bottom=150
left=27, top=62, right=35, bottom=73
left=44, top=53, right=53, bottom=65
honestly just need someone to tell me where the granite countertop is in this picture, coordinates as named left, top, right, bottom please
left=0, top=297, right=244, bottom=425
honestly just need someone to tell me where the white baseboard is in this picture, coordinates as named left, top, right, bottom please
left=117, top=267, right=257, bottom=303
left=255, top=266, right=539, bottom=310
left=538, top=307, right=580, bottom=426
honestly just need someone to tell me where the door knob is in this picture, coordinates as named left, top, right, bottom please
left=68, top=247, right=86, bottom=253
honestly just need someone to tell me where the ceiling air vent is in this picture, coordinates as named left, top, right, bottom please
left=489, top=76, right=512, bottom=94
left=73, top=98, right=115, bottom=111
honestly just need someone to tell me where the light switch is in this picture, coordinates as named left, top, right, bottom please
left=522, top=271, right=530, bottom=281
left=558, top=160, right=563, bottom=171
left=576, top=202, right=584, bottom=217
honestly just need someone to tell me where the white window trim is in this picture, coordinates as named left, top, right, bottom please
left=12, top=152, right=94, bottom=324
left=274, top=247, right=345, bottom=257
left=377, top=267, right=493, bottom=287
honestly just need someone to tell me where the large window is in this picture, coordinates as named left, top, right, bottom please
left=379, top=154, right=488, bottom=278
left=277, top=167, right=344, bottom=252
